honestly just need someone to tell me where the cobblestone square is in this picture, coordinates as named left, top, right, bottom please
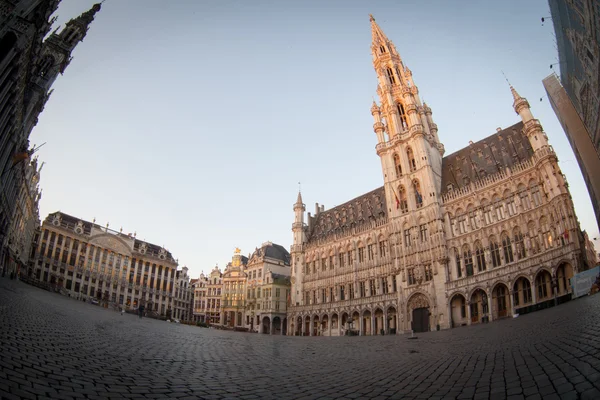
left=1, top=278, right=600, bottom=400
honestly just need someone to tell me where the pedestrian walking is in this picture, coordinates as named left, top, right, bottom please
left=138, top=304, right=145, bottom=319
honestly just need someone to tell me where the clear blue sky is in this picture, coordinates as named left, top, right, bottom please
left=32, top=0, right=599, bottom=278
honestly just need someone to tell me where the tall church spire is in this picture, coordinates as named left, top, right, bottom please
left=369, top=15, right=444, bottom=220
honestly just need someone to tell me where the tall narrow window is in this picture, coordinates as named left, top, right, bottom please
left=378, top=239, right=387, bottom=257
left=408, top=268, right=416, bottom=285
left=463, top=246, right=474, bottom=276
left=502, top=234, right=514, bottom=263
left=413, top=180, right=423, bottom=208
left=531, top=184, right=542, bottom=207
left=419, top=224, right=428, bottom=242
left=386, top=68, right=396, bottom=85
left=514, top=229, right=526, bottom=260
left=404, top=228, right=411, bottom=248
left=380, top=45, right=386, bottom=54
left=407, top=148, right=417, bottom=172
left=490, top=239, right=501, bottom=267
left=397, top=103, right=408, bottom=130
left=455, top=249, right=462, bottom=278
left=394, top=154, right=403, bottom=177
left=367, top=244, right=375, bottom=260
left=358, top=247, right=365, bottom=262
left=475, top=242, right=486, bottom=272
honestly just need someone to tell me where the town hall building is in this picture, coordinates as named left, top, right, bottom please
left=287, top=16, right=585, bottom=336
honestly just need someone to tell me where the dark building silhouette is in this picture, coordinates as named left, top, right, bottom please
left=0, top=1, right=101, bottom=273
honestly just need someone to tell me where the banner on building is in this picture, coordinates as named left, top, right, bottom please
left=571, top=266, right=600, bottom=298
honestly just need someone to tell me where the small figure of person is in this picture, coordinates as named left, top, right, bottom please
left=138, top=304, right=145, bottom=319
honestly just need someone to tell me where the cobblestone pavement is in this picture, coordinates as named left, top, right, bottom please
left=1, top=278, right=600, bottom=400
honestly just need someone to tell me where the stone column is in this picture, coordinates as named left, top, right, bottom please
left=509, top=289, right=515, bottom=316
left=466, top=301, right=472, bottom=325
left=359, top=314, right=364, bottom=336
left=383, top=312, right=388, bottom=334
left=487, top=290, right=494, bottom=322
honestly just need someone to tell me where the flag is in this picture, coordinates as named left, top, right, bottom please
left=391, top=187, right=400, bottom=209
left=415, top=188, right=423, bottom=204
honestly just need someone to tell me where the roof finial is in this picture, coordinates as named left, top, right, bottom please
left=502, top=70, right=521, bottom=101
left=369, top=14, right=375, bottom=22
left=298, top=181, right=301, bottom=193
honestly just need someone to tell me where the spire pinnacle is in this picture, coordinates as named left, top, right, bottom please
left=370, top=14, right=390, bottom=46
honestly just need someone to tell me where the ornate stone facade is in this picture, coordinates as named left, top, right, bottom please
left=287, top=16, right=585, bottom=336
left=31, top=212, right=189, bottom=319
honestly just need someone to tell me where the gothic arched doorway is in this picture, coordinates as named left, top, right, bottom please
left=408, top=293, right=430, bottom=333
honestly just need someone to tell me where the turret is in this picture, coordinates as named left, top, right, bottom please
left=511, top=85, right=549, bottom=152
left=291, top=191, right=306, bottom=306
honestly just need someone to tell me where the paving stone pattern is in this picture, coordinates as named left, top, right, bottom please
left=1, top=278, right=600, bottom=399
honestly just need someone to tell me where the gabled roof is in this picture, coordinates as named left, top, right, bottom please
left=440, top=122, right=533, bottom=194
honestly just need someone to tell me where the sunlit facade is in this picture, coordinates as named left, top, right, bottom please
left=31, top=212, right=186, bottom=318
left=288, top=16, right=585, bottom=336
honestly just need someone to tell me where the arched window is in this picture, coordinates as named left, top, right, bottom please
left=413, top=180, right=423, bottom=208
left=393, top=153, right=402, bottom=177
left=407, top=147, right=416, bottom=172
left=518, top=183, right=531, bottom=211
left=530, top=180, right=543, bottom=207
left=463, top=245, right=474, bottom=276
left=490, top=237, right=501, bottom=268
left=397, top=103, right=408, bottom=130
left=398, top=185, right=408, bottom=213
left=513, top=228, right=526, bottom=260
left=502, top=234, right=514, bottom=263
left=475, top=241, right=486, bottom=272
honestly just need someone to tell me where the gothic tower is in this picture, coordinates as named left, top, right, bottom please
left=24, top=3, right=102, bottom=135
left=369, top=15, right=444, bottom=223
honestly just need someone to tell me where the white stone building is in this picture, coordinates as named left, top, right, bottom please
left=243, top=242, right=290, bottom=333
left=287, top=16, right=586, bottom=336
left=31, top=212, right=187, bottom=318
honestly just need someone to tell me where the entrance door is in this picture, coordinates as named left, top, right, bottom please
left=412, top=308, right=430, bottom=333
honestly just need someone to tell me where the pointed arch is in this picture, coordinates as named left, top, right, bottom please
left=474, top=240, right=486, bottom=272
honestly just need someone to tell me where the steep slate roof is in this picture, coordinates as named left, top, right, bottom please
left=307, top=186, right=387, bottom=243
left=440, top=122, right=533, bottom=195
left=249, top=242, right=291, bottom=266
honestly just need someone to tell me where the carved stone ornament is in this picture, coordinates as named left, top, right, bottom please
left=158, top=248, right=167, bottom=260
left=413, top=266, right=423, bottom=284
left=290, top=277, right=296, bottom=284
left=74, top=221, right=84, bottom=235
left=51, top=214, right=61, bottom=226
left=408, top=293, right=429, bottom=310
left=139, top=243, right=147, bottom=255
